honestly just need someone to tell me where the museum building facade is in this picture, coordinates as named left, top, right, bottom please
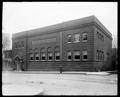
left=12, top=15, right=112, bottom=71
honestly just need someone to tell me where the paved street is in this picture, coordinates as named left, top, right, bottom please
left=2, top=71, right=117, bottom=95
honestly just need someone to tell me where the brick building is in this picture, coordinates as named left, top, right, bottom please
left=12, top=15, right=112, bottom=71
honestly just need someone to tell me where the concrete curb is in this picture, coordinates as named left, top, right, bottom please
left=2, top=71, right=112, bottom=76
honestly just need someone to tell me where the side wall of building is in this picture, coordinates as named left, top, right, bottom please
left=93, top=25, right=112, bottom=71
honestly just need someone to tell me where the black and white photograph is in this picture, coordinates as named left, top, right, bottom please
left=2, top=2, right=117, bottom=95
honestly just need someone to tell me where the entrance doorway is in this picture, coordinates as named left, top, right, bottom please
left=14, top=56, right=21, bottom=71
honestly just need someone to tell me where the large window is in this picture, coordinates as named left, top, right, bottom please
left=47, top=47, right=53, bottom=61
left=74, top=34, right=80, bottom=42
left=35, top=49, right=39, bottom=61
left=35, top=53, right=39, bottom=60
left=96, top=50, right=104, bottom=61
left=30, top=53, right=34, bottom=60
left=67, top=34, right=72, bottom=43
left=82, top=32, right=87, bottom=42
left=40, top=48, right=46, bottom=61
left=54, top=46, right=60, bottom=61
left=73, top=51, right=80, bottom=61
left=67, top=51, right=72, bottom=61
left=41, top=53, right=46, bottom=61
left=29, top=49, right=34, bottom=61
left=82, top=50, right=87, bottom=61
left=48, top=52, right=53, bottom=61
left=55, top=52, right=60, bottom=61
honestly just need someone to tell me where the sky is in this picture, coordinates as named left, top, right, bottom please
left=2, top=2, right=117, bottom=48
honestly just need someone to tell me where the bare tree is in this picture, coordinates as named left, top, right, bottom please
left=2, top=32, right=11, bottom=50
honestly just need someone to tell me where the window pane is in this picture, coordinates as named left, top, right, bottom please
left=68, top=56, right=71, bottom=59
left=56, top=56, right=60, bottom=60
left=83, top=55, right=87, bottom=59
left=42, top=57, right=45, bottom=60
left=75, top=55, right=80, bottom=59
left=49, top=56, right=52, bottom=60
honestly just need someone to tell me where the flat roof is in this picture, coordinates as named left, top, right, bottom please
left=12, top=15, right=112, bottom=39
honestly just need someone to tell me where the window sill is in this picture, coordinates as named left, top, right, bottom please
left=28, top=60, right=34, bottom=61
left=48, top=60, right=53, bottom=61
left=67, top=60, right=72, bottom=61
left=67, top=42, right=72, bottom=44
left=55, top=60, right=60, bottom=61
left=73, top=60, right=80, bottom=61
left=73, top=41, right=80, bottom=43
left=82, top=59, right=88, bottom=61
left=82, top=40, right=87, bottom=42
left=35, top=60, right=40, bottom=61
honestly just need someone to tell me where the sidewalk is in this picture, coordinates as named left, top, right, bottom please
left=3, top=70, right=112, bottom=76
left=2, top=84, right=44, bottom=96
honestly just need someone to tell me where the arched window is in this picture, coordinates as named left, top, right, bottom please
left=40, top=48, right=46, bottom=61
left=29, top=49, right=34, bottom=61
left=34, top=48, right=39, bottom=61
left=47, top=47, right=53, bottom=61
left=54, top=46, right=60, bottom=61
